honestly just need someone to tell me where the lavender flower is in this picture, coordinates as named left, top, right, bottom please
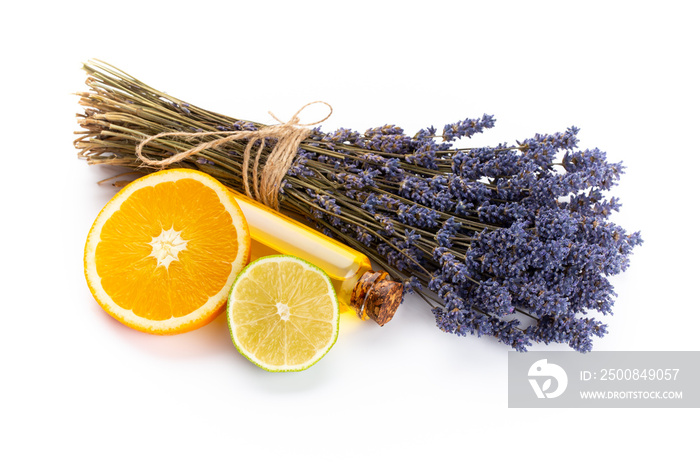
left=442, top=114, right=496, bottom=142
left=286, top=117, right=641, bottom=352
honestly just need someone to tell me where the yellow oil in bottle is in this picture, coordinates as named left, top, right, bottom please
left=229, top=190, right=403, bottom=326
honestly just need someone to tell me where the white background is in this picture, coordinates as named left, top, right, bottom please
left=2, top=1, right=698, bottom=464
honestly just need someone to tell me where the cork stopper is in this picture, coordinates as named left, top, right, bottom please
left=350, top=271, right=404, bottom=326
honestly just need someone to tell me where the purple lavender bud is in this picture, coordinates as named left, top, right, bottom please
left=442, top=114, right=496, bottom=142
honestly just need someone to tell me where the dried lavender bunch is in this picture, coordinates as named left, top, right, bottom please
left=76, top=60, right=642, bottom=352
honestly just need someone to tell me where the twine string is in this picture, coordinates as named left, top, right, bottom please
left=135, top=101, right=333, bottom=210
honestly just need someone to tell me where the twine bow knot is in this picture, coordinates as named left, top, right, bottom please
left=135, top=101, right=333, bottom=210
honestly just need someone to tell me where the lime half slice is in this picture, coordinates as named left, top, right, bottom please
left=227, top=255, right=339, bottom=372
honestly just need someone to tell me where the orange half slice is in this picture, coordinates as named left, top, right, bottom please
left=84, top=169, right=250, bottom=334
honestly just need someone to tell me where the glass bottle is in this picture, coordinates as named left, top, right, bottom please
left=229, top=190, right=403, bottom=326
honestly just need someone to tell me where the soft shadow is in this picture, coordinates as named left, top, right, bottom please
left=94, top=305, right=236, bottom=360
left=238, top=359, right=335, bottom=394
left=91, top=301, right=337, bottom=390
